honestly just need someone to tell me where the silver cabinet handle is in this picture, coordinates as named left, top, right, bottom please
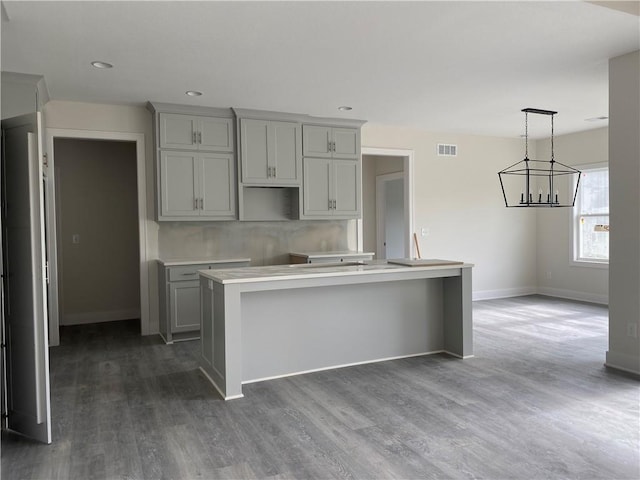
left=200, top=198, right=204, bottom=209
left=328, top=199, right=332, bottom=210
left=333, top=199, right=337, bottom=209
left=198, top=131, right=202, bottom=144
left=192, top=132, right=197, bottom=144
left=194, top=198, right=198, bottom=210
left=273, top=166, right=276, bottom=177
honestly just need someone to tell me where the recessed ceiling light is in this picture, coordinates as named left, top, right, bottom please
left=338, top=106, right=352, bottom=111
left=585, top=116, right=608, bottom=122
left=91, top=61, right=113, bottom=69
left=186, top=90, right=203, bottom=97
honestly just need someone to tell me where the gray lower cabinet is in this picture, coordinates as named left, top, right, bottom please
left=159, top=151, right=235, bottom=220
left=158, top=260, right=250, bottom=343
left=302, top=157, right=360, bottom=218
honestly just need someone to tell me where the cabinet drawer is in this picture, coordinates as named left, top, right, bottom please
left=167, top=261, right=249, bottom=282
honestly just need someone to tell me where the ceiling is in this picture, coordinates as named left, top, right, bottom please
left=1, top=1, right=639, bottom=138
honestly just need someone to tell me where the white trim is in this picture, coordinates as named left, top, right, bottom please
left=472, top=286, right=538, bottom=301
left=376, top=172, right=405, bottom=259
left=242, top=350, right=446, bottom=385
left=199, top=366, right=244, bottom=401
left=361, top=147, right=415, bottom=258
left=537, top=287, right=608, bottom=305
left=60, top=309, right=141, bottom=326
left=571, top=162, right=609, bottom=267
left=605, top=351, right=640, bottom=376
left=45, top=128, right=150, bottom=339
left=444, top=352, right=475, bottom=359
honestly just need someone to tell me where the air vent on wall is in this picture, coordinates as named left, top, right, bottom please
left=437, top=143, right=457, bottom=156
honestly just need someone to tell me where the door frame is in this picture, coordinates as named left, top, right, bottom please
left=359, top=147, right=415, bottom=258
left=45, top=129, right=149, bottom=345
left=376, top=172, right=406, bottom=259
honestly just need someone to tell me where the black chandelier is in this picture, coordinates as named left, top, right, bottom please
left=498, top=108, right=581, bottom=208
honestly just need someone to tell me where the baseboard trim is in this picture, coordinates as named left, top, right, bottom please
left=473, top=287, right=537, bottom=301
left=605, top=351, right=640, bottom=377
left=242, top=350, right=446, bottom=385
left=537, top=287, right=608, bottom=305
left=60, top=309, right=141, bottom=326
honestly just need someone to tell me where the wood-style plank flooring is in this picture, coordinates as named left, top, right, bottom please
left=2, top=295, right=639, bottom=479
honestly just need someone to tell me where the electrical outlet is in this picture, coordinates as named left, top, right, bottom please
left=72, top=234, right=80, bottom=244
left=627, top=323, right=638, bottom=339
left=421, top=228, right=429, bottom=237
left=546, top=271, right=552, bottom=280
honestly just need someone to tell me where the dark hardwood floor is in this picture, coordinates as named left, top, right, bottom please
left=2, top=295, right=639, bottom=479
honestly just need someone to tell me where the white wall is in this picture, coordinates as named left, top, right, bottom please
left=43, top=100, right=160, bottom=332
left=535, top=127, right=609, bottom=304
left=362, top=124, right=538, bottom=299
left=606, top=50, right=640, bottom=375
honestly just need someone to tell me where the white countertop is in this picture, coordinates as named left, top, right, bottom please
left=199, top=259, right=472, bottom=284
left=157, top=258, right=251, bottom=267
left=289, top=251, right=375, bottom=259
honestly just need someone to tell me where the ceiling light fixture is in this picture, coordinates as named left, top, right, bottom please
left=498, top=108, right=581, bottom=208
left=91, top=61, right=113, bottom=69
left=186, top=90, right=203, bottom=97
left=338, top=106, right=352, bottom=111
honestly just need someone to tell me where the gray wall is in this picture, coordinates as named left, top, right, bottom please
left=55, top=138, right=140, bottom=324
left=606, top=50, right=640, bottom=375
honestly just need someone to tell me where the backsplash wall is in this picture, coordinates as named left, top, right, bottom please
left=158, top=220, right=357, bottom=265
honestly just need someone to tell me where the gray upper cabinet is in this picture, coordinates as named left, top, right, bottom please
left=160, top=151, right=235, bottom=220
left=302, top=158, right=360, bottom=218
left=149, top=103, right=237, bottom=222
left=159, top=113, right=234, bottom=152
left=303, top=125, right=359, bottom=159
left=240, top=118, right=301, bottom=185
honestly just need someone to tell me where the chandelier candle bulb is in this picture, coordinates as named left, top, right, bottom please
left=538, top=188, right=543, bottom=203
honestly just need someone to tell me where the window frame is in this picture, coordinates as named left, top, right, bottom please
left=570, top=162, right=609, bottom=269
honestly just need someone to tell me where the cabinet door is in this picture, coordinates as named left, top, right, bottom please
left=198, top=117, right=234, bottom=152
left=159, top=113, right=198, bottom=150
left=270, top=121, right=301, bottom=184
left=240, top=119, right=269, bottom=183
left=332, top=128, right=359, bottom=159
left=302, top=125, right=332, bottom=158
left=159, top=152, right=199, bottom=217
left=199, top=153, right=236, bottom=218
left=302, top=158, right=332, bottom=217
left=333, top=160, right=360, bottom=217
left=169, top=281, right=201, bottom=333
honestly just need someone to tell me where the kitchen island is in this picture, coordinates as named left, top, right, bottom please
left=199, top=260, right=473, bottom=400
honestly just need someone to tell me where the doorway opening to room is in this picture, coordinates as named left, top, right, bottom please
left=45, top=130, right=149, bottom=346
left=361, top=148, right=414, bottom=260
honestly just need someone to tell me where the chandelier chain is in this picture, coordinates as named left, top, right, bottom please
left=550, top=114, right=555, bottom=162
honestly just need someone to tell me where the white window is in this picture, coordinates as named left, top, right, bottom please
left=572, top=164, right=609, bottom=266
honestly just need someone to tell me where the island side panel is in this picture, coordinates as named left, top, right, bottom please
left=443, top=267, right=473, bottom=358
left=240, top=278, right=444, bottom=382
left=200, top=278, right=244, bottom=399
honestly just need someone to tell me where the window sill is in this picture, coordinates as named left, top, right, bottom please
left=570, top=259, right=609, bottom=269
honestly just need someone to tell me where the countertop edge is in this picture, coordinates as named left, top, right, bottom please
left=157, top=258, right=251, bottom=267
left=199, top=262, right=474, bottom=285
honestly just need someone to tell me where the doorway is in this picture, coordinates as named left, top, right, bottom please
left=54, top=138, right=140, bottom=328
left=45, top=129, right=148, bottom=346
left=360, top=148, right=414, bottom=259
left=376, top=172, right=405, bottom=259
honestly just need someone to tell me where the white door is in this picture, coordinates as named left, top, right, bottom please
left=1, top=112, right=52, bottom=444
left=376, top=172, right=406, bottom=260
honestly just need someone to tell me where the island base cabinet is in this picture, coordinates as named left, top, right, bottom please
left=199, top=265, right=473, bottom=400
